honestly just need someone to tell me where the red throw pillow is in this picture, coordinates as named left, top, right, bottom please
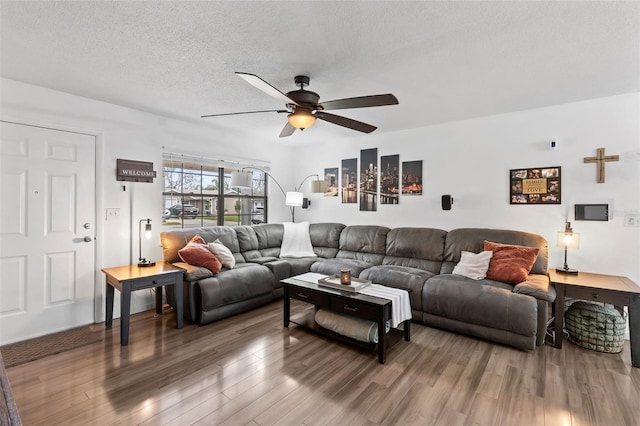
left=178, top=234, right=221, bottom=274
left=483, top=240, right=539, bottom=284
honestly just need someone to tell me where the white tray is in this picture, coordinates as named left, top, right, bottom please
left=317, top=275, right=371, bottom=293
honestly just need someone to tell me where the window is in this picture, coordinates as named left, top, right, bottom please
left=162, top=155, right=267, bottom=230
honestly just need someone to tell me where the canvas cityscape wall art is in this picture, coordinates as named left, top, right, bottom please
left=341, top=158, right=357, bottom=204
left=360, top=148, right=378, bottom=211
left=401, top=160, right=423, bottom=195
left=380, top=154, right=399, bottom=204
left=324, top=167, right=338, bottom=197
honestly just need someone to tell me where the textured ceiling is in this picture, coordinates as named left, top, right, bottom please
left=1, top=1, right=638, bottom=145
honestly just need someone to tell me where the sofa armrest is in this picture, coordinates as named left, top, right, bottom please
left=248, top=256, right=279, bottom=265
left=173, top=262, right=213, bottom=281
left=512, top=274, right=556, bottom=302
left=263, top=259, right=291, bottom=284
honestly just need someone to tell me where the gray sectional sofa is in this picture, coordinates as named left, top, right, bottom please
left=160, top=223, right=555, bottom=351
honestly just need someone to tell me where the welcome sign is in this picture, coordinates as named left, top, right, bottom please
left=116, top=159, right=156, bottom=182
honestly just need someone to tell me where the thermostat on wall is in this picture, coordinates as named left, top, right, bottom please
left=575, top=204, right=610, bottom=221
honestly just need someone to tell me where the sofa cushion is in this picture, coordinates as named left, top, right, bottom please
left=424, top=274, right=537, bottom=338
left=309, top=222, right=345, bottom=258
left=253, top=223, right=284, bottom=257
left=244, top=222, right=344, bottom=260
left=235, top=225, right=259, bottom=252
left=161, top=226, right=243, bottom=264
left=282, top=257, right=319, bottom=276
left=443, top=228, right=548, bottom=275
left=384, top=227, right=446, bottom=274
left=359, top=265, right=435, bottom=315
left=452, top=250, right=493, bottom=280
left=336, top=225, right=389, bottom=265
left=310, top=258, right=375, bottom=277
left=247, top=256, right=279, bottom=265
left=178, top=235, right=222, bottom=274
left=484, top=241, right=539, bottom=284
left=198, top=263, right=273, bottom=311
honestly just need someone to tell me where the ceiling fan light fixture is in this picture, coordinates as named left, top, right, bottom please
left=287, top=109, right=316, bottom=130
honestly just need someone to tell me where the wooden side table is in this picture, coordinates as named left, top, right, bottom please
left=550, top=270, right=640, bottom=367
left=102, top=262, right=184, bottom=345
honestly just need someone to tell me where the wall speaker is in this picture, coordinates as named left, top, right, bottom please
left=302, top=198, right=310, bottom=209
left=441, top=194, right=453, bottom=210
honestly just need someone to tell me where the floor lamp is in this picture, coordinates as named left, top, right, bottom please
left=230, top=168, right=326, bottom=222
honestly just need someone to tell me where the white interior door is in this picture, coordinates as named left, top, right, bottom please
left=0, top=121, right=96, bottom=344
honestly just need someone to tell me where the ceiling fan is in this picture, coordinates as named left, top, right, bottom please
left=201, top=72, right=399, bottom=138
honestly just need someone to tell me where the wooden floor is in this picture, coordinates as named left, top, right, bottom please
left=5, top=300, right=640, bottom=426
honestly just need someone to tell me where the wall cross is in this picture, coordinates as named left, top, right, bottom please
left=583, top=147, right=619, bottom=183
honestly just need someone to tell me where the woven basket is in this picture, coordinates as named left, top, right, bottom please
left=565, top=301, right=626, bottom=353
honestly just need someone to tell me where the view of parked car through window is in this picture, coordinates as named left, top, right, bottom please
left=167, top=204, right=198, bottom=219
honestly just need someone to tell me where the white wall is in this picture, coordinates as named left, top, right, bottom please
left=1, top=78, right=296, bottom=320
left=294, top=93, right=640, bottom=284
left=2, top=78, right=638, bottom=322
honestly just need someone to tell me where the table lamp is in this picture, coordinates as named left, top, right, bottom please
left=556, top=221, right=579, bottom=274
left=138, top=218, right=155, bottom=267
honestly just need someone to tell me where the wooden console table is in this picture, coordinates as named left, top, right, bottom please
left=550, top=270, right=640, bottom=367
left=102, top=262, right=184, bottom=345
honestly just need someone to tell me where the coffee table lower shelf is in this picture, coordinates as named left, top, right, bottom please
left=288, top=308, right=408, bottom=363
left=282, top=276, right=411, bottom=364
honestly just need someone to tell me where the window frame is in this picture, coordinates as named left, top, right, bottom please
left=162, top=156, right=267, bottom=229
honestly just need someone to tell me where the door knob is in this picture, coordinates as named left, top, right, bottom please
left=84, top=236, right=92, bottom=242
left=84, top=223, right=92, bottom=229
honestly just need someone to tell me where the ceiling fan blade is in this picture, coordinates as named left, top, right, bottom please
left=236, top=72, right=299, bottom=106
left=319, top=94, right=398, bottom=111
left=201, top=109, right=287, bottom=118
left=315, top=112, right=377, bottom=133
left=279, top=122, right=296, bottom=138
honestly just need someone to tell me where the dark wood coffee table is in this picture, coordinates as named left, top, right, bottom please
left=282, top=276, right=410, bottom=364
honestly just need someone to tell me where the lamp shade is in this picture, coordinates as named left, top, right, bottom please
left=230, top=171, right=252, bottom=188
left=285, top=191, right=304, bottom=206
left=309, top=179, right=327, bottom=193
left=556, top=222, right=580, bottom=250
left=556, top=221, right=579, bottom=274
left=287, top=109, right=316, bottom=129
left=557, top=231, right=580, bottom=250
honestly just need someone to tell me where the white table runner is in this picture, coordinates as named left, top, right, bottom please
left=359, top=284, right=412, bottom=328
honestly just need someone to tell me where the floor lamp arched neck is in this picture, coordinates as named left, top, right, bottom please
left=230, top=168, right=326, bottom=222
